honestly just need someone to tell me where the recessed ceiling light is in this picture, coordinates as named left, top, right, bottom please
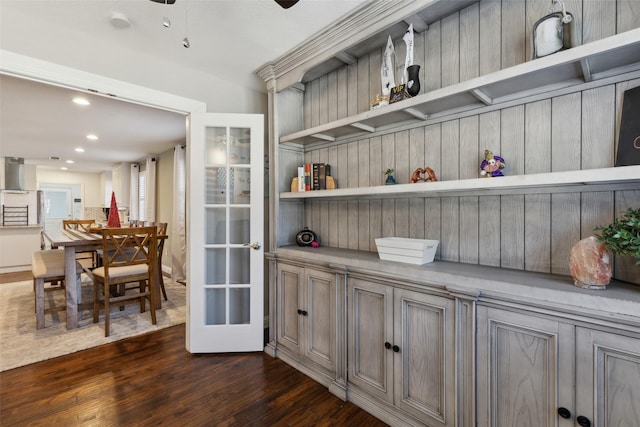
left=61, top=167, right=68, bottom=170
left=75, top=147, right=85, bottom=153
left=73, top=97, right=90, bottom=106
left=110, top=12, right=131, bottom=29
left=66, top=160, right=74, bottom=164
left=86, top=134, right=98, bottom=140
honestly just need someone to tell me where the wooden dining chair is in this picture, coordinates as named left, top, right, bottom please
left=153, top=222, right=168, bottom=300
left=63, top=219, right=98, bottom=267
left=84, top=226, right=157, bottom=337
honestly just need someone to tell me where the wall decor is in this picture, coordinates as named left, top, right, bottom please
left=532, top=0, right=573, bottom=59
left=480, top=150, right=506, bottom=177
left=384, top=168, right=395, bottom=185
left=295, top=227, right=318, bottom=247
left=389, top=84, right=409, bottom=103
left=615, top=85, right=640, bottom=166
left=410, top=167, right=437, bottom=183
left=380, top=36, right=396, bottom=97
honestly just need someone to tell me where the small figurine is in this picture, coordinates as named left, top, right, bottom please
left=410, top=167, right=438, bottom=183
left=480, top=150, right=506, bottom=178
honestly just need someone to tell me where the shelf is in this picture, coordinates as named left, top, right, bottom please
left=280, top=29, right=640, bottom=146
left=279, top=166, right=640, bottom=200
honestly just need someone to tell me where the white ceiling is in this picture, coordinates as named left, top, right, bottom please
left=0, top=0, right=367, bottom=173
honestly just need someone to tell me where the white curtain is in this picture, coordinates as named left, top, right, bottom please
left=129, top=164, right=139, bottom=221
left=144, top=157, right=156, bottom=222
left=171, top=145, right=186, bottom=281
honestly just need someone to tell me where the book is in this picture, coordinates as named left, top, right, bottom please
left=318, top=164, right=326, bottom=190
left=304, top=163, right=311, bottom=191
left=312, top=163, right=320, bottom=190
left=297, top=166, right=305, bottom=192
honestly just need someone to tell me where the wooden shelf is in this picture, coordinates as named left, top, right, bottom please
left=280, top=166, right=640, bottom=200
left=279, top=29, right=640, bottom=146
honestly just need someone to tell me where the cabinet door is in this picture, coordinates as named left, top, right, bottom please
left=303, top=268, right=336, bottom=372
left=575, top=328, right=640, bottom=427
left=476, top=307, right=574, bottom=427
left=348, top=278, right=394, bottom=404
left=393, top=288, right=455, bottom=426
left=276, top=263, right=304, bottom=355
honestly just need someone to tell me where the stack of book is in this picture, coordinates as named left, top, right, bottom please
left=297, top=163, right=332, bottom=191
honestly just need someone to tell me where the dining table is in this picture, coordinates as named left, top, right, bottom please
left=42, top=227, right=166, bottom=330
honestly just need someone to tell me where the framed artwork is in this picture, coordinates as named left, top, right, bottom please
left=616, top=85, right=640, bottom=166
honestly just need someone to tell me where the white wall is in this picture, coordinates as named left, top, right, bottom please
left=0, top=5, right=266, bottom=115
left=36, top=168, right=103, bottom=207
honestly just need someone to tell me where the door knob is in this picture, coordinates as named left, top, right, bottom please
left=243, top=242, right=261, bottom=250
left=385, top=342, right=391, bottom=349
left=557, top=407, right=571, bottom=419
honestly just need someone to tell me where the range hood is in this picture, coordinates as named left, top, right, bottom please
left=3, top=157, right=25, bottom=191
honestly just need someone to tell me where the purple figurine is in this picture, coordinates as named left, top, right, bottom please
left=480, top=149, right=506, bottom=178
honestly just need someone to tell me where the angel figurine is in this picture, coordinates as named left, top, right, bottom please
left=480, top=149, right=506, bottom=177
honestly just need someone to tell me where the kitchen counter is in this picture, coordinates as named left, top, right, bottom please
left=0, top=225, right=42, bottom=273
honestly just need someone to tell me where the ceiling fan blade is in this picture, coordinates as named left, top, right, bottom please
left=149, top=0, right=176, bottom=4
left=275, top=0, right=300, bottom=9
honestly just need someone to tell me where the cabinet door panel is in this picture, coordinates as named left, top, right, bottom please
left=277, top=264, right=303, bottom=354
left=394, top=289, right=455, bottom=426
left=348, top=278, right=393, bottom=403
left=576, top=328, right=640, bottom=427
left=477, top=307, right=574, bottom=427
left=304, top=269, right=336, bottom=371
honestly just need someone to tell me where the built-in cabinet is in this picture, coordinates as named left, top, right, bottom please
left=260, top=0, right=640, bottom=425
left=477, top=306, right=640, bottom=427
left=274, top=261, right=345, bottom=395
left=348, top=277, right=455, bottom=427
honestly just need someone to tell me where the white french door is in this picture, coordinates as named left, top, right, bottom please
left=187, top=113, right=264, bottom=353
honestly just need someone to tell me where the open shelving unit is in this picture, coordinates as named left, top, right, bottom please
left=280, top=166, right=640, bottom=200
left=279, top=29, right=640, bottom=147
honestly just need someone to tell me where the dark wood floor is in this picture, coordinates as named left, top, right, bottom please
left=0, top=318, right=387, bottom=426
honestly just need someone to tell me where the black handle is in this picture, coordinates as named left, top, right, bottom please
left=297, top=309, right=302, bottom=315
left=392, top=345, right=400, bottom=353
left=384, top=342, right=391, bottom=350
left=576, top=416, right=591, bottom=427
left=557, top=407, right=571, bottom=419
left=301, top=310, right=308, bottom=316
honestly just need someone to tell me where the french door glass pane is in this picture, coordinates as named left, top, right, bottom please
left=229, top=208, right=249, bottom=244
left=229, top=247, right=250, bottom=284
left=205, top=248, right=225, bottom=285
left=206, top=127, right=227, bottom=164
left=206, top=207, right=226, bottom=244
left=205, top=289, right=226, bottom=325
left=206, top=167, right=226, bottom=204
left=229, top=288, right=250, bottom=324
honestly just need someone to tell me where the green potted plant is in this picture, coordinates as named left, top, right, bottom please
left=384, top=168, right=395, bottom=185
left=594, top=207, right=640, bottom=265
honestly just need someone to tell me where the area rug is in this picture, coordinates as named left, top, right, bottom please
left=0, top=276, right=186, bottom=371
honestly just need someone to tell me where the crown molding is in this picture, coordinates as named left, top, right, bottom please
left=256, top=0, right=438, bottom=91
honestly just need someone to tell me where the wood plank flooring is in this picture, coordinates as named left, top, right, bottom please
left=0, top=324, right=387, bottom=426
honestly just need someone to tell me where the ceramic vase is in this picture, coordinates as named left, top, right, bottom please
left=406, top=64, right=421, bottom=97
